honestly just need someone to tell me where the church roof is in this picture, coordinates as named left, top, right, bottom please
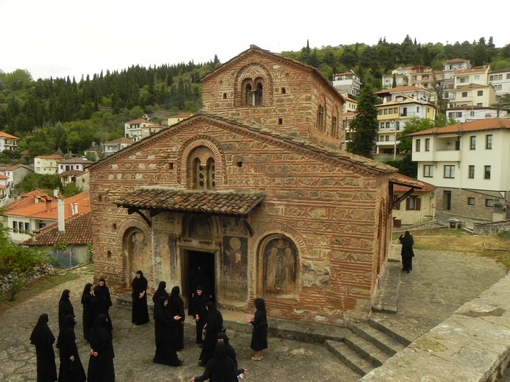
left=114, top=187, right=265, bottom=216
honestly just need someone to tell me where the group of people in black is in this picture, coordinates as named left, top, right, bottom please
left=30, top=269, right=268, bottom=382
left=30, top=278, right=115, bottom=382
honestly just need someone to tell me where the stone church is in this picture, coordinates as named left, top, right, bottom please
left=89, top=46, right=410, bottom=325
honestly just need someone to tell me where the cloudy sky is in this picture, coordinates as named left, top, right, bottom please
left=2, top=0, right=508, bottom=81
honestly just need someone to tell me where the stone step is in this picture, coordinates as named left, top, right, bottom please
left=369, top=317, right=412, bottom=346
left=324, top=339, right=375, bottom=376
left=349, top=322, right=407, bottom=356
left=344, top=333, right=391, bottom=367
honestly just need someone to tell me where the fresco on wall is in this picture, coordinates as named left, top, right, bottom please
left=263, top=236, right=297, bottom=297
left=124, top=229, right=150, bottom=282
left=221, top=236, right=248, bottom=300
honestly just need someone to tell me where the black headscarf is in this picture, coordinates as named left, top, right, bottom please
left=152, top=281, right=168, bottom=304
left=81, top=283, right=93, bottom=304
left=210, top=342, right=237, bottom=380
left=217, top=331, right=237, bottom=366
left=30, top=313, right=55, bottom=347
left=57, top=314, right=76, bottom=349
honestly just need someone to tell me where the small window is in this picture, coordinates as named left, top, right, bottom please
left=486, top=134, right=493, bottom=149
left=462, top=92, right=468, bottom=97
left=485, top=199, right=494, bottom=207
left=281, top=87, right=286, bottom=94
left=415, top=139, right=421, bottom=152
left=406, top=196, right=421, bottom=211
left=484, top=165, right=491, bottom=180
left=477, top=90, right=483, bottom=96
left=425, top=138, right=430, bottom=151
left=470, top=136, right=476, bottom=150
left=467, top=197, right=475, bottom=206
left=423, top=165, right=433, bottom=177
left=444, top=165, right=455, bottom=178
left=468, top=165, right=475, bottom=179
left=223, top=93, right=227, bottom=99
left=278, top=118, right=283, bottom=125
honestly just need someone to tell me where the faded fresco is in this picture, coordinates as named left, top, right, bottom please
left=124, top=229, right=150, bottom=280
left=221, top=236, right=248, bottom=301
left=263, top=236, right=297, bottom=297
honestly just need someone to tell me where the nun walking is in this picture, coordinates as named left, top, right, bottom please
left=56, top=314, right=86, bottom=382
left=30, top=313, right=58, bottom=382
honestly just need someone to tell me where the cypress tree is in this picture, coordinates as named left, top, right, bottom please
left=347, top=85, right=379, bottom=158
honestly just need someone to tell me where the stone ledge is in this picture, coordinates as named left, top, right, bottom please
left=359, top=273, right=510, bottom=382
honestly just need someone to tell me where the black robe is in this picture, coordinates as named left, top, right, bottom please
left=191, top=292, right=208, bottom=344
left=131, top=273, right=150, bottom=325
left=399, top=232, right=415, bottom=271
left=30, top=313, right=57, bottom=382
left=168, top=286, right=185, bottom=350
left=90, top=286, right=113, bottom=335
left=81, top=283, right=93, bottom=341
left=56, top=315, right=86, bottom=382
left=152, top=281, right=168, bottom=319
left=58, top=290, right=74, bottom=331
left=199, top=302, right=223, bottom=365
left=250, top=309, right=268, bottom=351
left=87, top=314, right=115, bottom=382
left=153, top=297, right=182, bottom=367
left=194, top=343, right=238, bottom=382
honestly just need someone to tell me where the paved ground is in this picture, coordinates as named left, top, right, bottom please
left=0, top=245, right=507, bottom=382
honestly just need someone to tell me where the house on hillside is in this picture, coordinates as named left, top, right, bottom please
left=3, top=191, right=90, bottom=243
left=391, top=173, right=436, bottom=227
left=411, top=118, right=510, bottom=222
left=332, top=71, right=362, bottom=97
left=88, top=45, right=417, bottom=325
left=124, top=118, right=154, bottom=141
left=168, top=113, right=193, bottom=126
left=102, top=138, right=133, bottom=155
left=34, top=155, right=64, bottom=174
left=0, top=132, right=20, bottom=151
left=22, top=212, right=92, bottom=267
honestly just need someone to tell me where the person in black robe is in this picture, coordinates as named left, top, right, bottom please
left=97, top=278, right=113, bottom=307
left=168, top=285, right=185, bottom=350
left=56, top=314, right=86, bottom=382
left=249, top=297, right=268, bottom=361
left=131, top=270, right=150, bottom=325
left=58, top=289, right=75, bottom=331
left=81, top=283, right=94, bottom=341
left=87, top=314, right=115, bottom=382
left=399, top=230, right=415, bottom=273
left=152, top=281, right=168, bottom=320
left=192, top=266, right=213, bottom=300
left=90, top=286, right=113, bottom=336
left=30, top=313, right=58, bottom=382
left=153, top=296, right=183, bottom=367
left=191, top=285, right=208, bottom=345
left=191, top=342, right=240, bottom=382
left=199, top=301, right=223, bottom=367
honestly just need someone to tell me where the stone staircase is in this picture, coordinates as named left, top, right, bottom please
left=325, top=318, right=411, bottom=376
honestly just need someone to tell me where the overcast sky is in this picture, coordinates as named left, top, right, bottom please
left=2, top=0, right=508, bottom=81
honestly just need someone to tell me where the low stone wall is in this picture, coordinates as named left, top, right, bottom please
left=0, top=263, right=55, bottom=295
left=474, top=220, right=510, bottom=236
left=359, top=273, right=510, bottom=382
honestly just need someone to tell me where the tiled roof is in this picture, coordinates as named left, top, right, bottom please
left=59, top=170, right=86, bottom=177
left=490, top=67, right=510, bottom=74
left=0, top=164, right=23, bottom=171
left=0, top=174, right=8, bottom=180
left=391, top=173, right=436, bottom=193
left=409, top=118, right=510, bottom=136
left=0, top=132, right=20, bottom=139
left=455, top=66, right=487, bottom=74
left=443, top=58, right=470, bottom=64
left=377, top=96, right=432, bottom=107
left=58, top=157, right=94, bottom=164
left=127, top=118, right=149, bottom=124
left=104, top=137, right=133, bottom=145
left=454, top=83, right=487, bottom=90
left=22, top=212, right=92, bottom=246
left=6, top=190, right=52, bottom=211
left=114, top=187, right=265, bottom=216
left=5, top=192, right=90, bottom=219
left=36, top=155, right=64, bottom=160
left=375, top=86, right=426, bottom=94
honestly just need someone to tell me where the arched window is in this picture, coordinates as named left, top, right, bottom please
left=190, top=147, right=216, bottom=190
left=245, top=83, right=253, bottom=106
left=317, top=105, right=324, bottom=131
left=255, top=81, right=263, bottom=106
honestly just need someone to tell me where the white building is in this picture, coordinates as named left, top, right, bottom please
left=446, top=106, right=509, bottom=123
left=332, top=71, right=362, bottom=97
left=489, top=67, right=510, bottom=99
left=410, top=118, right=510, bottom=221
left=0, top=132, right=20, bottom=151
left=124, top=118, right=154, bottom=142
left=34, top=155, right=64, bottom=174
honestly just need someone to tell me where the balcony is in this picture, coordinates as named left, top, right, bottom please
left=434, top=149, right=461, bottom=162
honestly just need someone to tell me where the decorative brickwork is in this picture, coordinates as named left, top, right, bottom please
left=89, top=46, right=399, bottom=326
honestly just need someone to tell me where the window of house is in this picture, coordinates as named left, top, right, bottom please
left=192, top=154, right=216, bottom=190
left=406, top=196, right=421, bottom=211
left=417, top=106, right=420, bottom=113
left=425, top=138, right=430, bottom=151
left=485, top=199, right=494, bottom=207
left=380, top=122, right=384, bottom=129
left=486, top=134, right=493, bottom=149
left=507, top=73, right=510, bottom=80
left=385, top=135, right=390, bottom=141
left=444, top=165, right=455, bottom=178
left=12, top=221, right=18, bottom=232
left=396, top=121, right=400, bottom=130
left=484, top=165, right=491, bottom=179
left=423, top=165, right=433, bottom=177
left=468, top=165, right=475, bottom=179
left=470, top=136, right=476, bottom=150
left=474, top=75, right=480, bottom=80
left=385, top=122, right=390, bottom=128
left=384, top=109, right=388, bottom=114
left=415, top=139, right=421, bottom=152
left=477, top=90, right=483, bottom=96
left=462, top=92, right=468, bottom=97
left=24, top=222, right=30, bottom=231
left=467, top=197, right=475, bottom=206
left=470, top=111, right=475, bottom=117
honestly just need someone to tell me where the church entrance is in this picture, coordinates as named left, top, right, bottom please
left=184, top=250, right=216, bottom=311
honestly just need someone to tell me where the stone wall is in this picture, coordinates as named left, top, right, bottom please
left=0, top=263, right=55, bottom=295
left=360, top=273, right=510, bottom=381
left=473, top=220, right=510, bottom=235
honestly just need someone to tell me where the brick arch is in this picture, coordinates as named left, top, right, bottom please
left=252, top=223, right=307, bottom=298
left=176, top=136, right=226, bottom=188
left=115, top=216, right=153, bottom=288
left=234, top=63, right=273, bottom=107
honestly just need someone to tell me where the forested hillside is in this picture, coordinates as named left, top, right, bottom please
left=0, top=36, right=508, bottom=164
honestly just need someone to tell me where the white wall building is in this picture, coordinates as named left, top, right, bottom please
left=332, top=71, right=362, bottom=97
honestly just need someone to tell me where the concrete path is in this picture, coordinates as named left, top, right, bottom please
left=0, top=244, right=507, bottom=382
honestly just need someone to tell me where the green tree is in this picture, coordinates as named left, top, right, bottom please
left=347, top=85, right=379, bottom=158
left=397, top=117, right=435, bottom=154
left=15, top=174, right=61, bottom=193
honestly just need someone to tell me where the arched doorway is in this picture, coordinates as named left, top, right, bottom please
left=123, top=227, right=151, bottom=288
